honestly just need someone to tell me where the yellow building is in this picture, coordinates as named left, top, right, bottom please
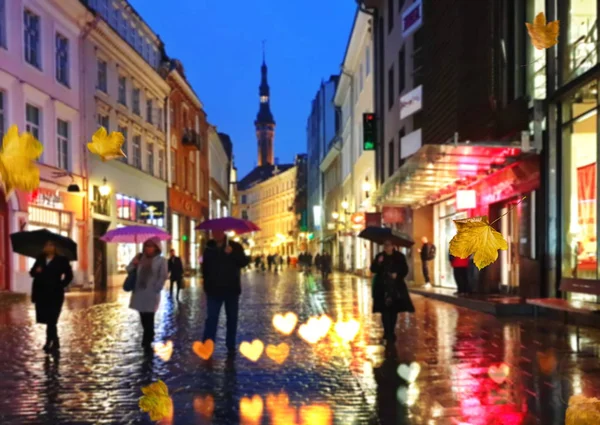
left=237, top=165, right=297, bottom=256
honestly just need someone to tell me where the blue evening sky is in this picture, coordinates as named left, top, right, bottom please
left=128, top=0, right=356, bottom=177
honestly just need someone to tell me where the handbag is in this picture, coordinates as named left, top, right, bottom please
left=123, top=269, right=137, bottom=292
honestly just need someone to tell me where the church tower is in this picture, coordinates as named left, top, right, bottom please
left=255, top=46, right=275, bottom=166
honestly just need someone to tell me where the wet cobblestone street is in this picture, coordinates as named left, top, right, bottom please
left=0, top=269, right=599, bottom=424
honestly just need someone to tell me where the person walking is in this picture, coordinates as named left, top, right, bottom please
left=202, top=230, right=250, bottom=355
left=449, top=253, right=470, bottom=295
left=370, top=239, right=414, bottom=348
left=127, top=237, right=168, bottom=353
left=418, top=237, right=436, bottom=286
left=30, top=241, right=74, bottom=354
left=321, top=252, right=332, bottom=280
left=314, top=253, right=322, bottom=273
left=168, top=249, right=184, bottom=300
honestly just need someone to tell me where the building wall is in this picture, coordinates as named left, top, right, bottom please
left=83, top=1, right=170, bottom=289
left=208, top=126, right=230, bottom=219
left=240, top=167, right=297, bottom=255
left=0, top=0, right=89, bottom=292
left=306, top=76, right=339, bottom=237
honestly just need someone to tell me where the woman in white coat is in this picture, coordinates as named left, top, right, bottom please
left=127, top=237, right=168, bottom=352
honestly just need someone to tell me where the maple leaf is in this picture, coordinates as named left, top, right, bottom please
left=87, top=127, right=126, bottom=161
left=449, top=216, right=508, bottom=270
left=525, top=12, right=559, bottom=50
left=0, top=125, right=43, bottom=198
left=565, top=395, right=600, bottom=425
left=139, top=380, right=172, bottom=421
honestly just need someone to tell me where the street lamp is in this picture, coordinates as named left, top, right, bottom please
left=98, top=177, right=111, bottom=197
left=341, top=199, right=349, bottom=211
left=332, top=211, right=340, bottom=220
left=362, top=177, right=371, bottom=198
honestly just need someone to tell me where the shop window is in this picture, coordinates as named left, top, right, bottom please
left=116, top=194, right=138, bottom=221
left=171, top=213, right=180, bottom=255
left=561, top=79, right=598, bottom=285
left=28, top=207, right=72, bottom=269
left=93, top=185, right=110, bottom=215
left=562, top=0, right=598, bottom=83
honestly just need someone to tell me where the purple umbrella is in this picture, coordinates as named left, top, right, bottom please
left=195, top=217, right=260, bottom=235
left=100, top=225, right=171, bottom=244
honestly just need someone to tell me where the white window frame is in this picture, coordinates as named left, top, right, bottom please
left=158, top=149, right=165, bottom=180
left=97, top=59, right=107, bottom=92
left=24, top=9, right=41, bottom=69
left=118, top=125, right=128, bottom=163
left=118, top=75, right=127, bottom=105
left=132, top=134, right=142, bottom=169
left=56, top=118, right=69, bottom=170
left=147, top=142, right=154, bottom=175
left=25, top=103, right=41, bottom=141
left=146, top=98, right=153, bottom=123
left=55, top=32, right=70, bottom=87
left=132, top=87, right=140, bottom=115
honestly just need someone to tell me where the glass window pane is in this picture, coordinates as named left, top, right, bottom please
left=562, top=80, right=598, bottom=280
left=564, top=0, right=598, bottom=82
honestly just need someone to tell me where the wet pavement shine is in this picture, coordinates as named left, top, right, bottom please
left=0, top=269, right=597, bottom=424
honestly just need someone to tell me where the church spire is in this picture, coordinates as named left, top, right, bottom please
left=255, top=42, right=275, bottom=166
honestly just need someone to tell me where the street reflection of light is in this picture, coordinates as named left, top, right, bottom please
left=299, top=404, right=332, bottom=425
left=572, top=370, right=583, bottom=395
left=397, top=383, right=420, bottom=406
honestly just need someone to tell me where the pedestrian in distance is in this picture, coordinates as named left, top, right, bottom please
left=418, top=236, right=436, bottom=286
left=202, top=230, right=250, bottom=356
left=370, top=239, right=415, bottom=350
left=30, top=240, right=74, bottom=354
left=315, top=253, right=322, bottom=272
left=127, top=237, right=168, bottom=353
left=168, top=249, right=184, bottom=300
left=321, top=251, right=332, bottom=280
left=449, top=253, right=471, bottom=295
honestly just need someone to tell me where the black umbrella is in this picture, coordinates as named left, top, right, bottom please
left=10, top=229, right=78, bottom=261
left=358, top=226, right=414, bottom=248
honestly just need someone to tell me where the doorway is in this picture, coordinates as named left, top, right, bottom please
left=93, top=219, right=110, bottom=290
left=499, top=203, right=520, bottom=292
left=0, top=195, right=9, bottom=291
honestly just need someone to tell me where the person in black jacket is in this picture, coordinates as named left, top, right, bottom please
left=30, top=240, right=74, bottom=354
left=168, top=249, right=184, bottom=299
left=202, top=230, right=250, bottom=355
left=370, top=239, right=414, bottom=347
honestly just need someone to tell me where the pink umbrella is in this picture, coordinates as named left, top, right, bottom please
left=195, top=217, right=260, bottom=235
left=100, top=225, right=171, bottom=244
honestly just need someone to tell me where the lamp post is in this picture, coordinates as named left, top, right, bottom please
left=98, top=177, right=111, bottom=197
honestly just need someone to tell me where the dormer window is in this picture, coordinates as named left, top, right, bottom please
left=260, top=96, right=268, bottom=103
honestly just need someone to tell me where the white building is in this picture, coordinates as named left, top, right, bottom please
left=0, top=0, right=89, bottom=293
left=208, top=126, right=230, bottom=219
left=332, top=9, right=375, bottom=273
left=82, top=0, right=170, bottom=289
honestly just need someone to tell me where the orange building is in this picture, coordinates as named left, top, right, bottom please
left=165, top=60, right=209, bottom=272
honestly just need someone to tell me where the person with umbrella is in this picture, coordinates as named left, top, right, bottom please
left=369, top=238, right=415, bottom=350
left=126, top=237, right=168, bottom=353
left=201, top=229, right=250, bottom=355
left=29, top=240, right=74, bottom=354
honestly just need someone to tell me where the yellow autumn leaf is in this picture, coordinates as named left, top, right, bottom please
left=448, top=216, right=508, bottom=270
left=87, top=127, right=126, bottom=161
left=0, top=125, right=43, bottom=198
left=139, top=380, right=172, bottom=421
left=565, top=395, right=600, bottom=425
left=525, top=12, right=559, bottom=50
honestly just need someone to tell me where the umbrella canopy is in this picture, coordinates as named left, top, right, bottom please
left=358, top=227, right=414, bottom=248
left=11, top=229, right=78, bottom=261
left=195, top=217, right=260, bottom=235
left=100, top=225, right=171, bottom=244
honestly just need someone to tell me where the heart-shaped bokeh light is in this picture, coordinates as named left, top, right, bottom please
left=272, top=312, right=298, bottom=336
left=240, top=339, right=265, bottom=362
left=192, top=340, right=214, bottom=360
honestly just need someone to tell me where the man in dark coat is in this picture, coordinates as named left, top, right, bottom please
left=30, top=240, right=74, bottom=353
left=418, top=236, right=435, bottom=286
left=202, top=230, right=250, bottom=354
left=370, top=240, right=414, bottom=346
left=168, top=249, right=184, bottom=299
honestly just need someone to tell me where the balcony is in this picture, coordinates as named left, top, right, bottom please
left=182, top=129, right=202, bottom=150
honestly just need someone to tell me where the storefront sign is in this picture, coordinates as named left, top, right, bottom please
left=365, top=212, right=382, bottom=227
left=402, top=0, right=423, bottom=38
left=382, top=206, right=404, bottom=224
left=169, top=188, right=201, bottom=218
left=140, top=201, right=165, bottom=219
left=456, top=190, right=476, bottom=210
left=30, top=188, right=64, bottom=209
left=399, top=85, right=422, bottom=120
left=400, top=129, right=422, bottom=159
left=351, top=212, right=365, bottom=227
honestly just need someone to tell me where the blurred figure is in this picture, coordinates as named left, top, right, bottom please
left=449, top=253, right=470, bottom=295
left=320, top=252, right=332, bottom=280
left=202, top=230, right=250, bottom=355
left=127, top=237, right=168, bottom=353
left=30, top=241, right=74, bottom=354
left=418, top=236, right=436, bottom=287
left=370, top=239, right=415, bottom=348
left=314, top=253, right=322, bottom=272
left=168, top=249, right=184, bottom=300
